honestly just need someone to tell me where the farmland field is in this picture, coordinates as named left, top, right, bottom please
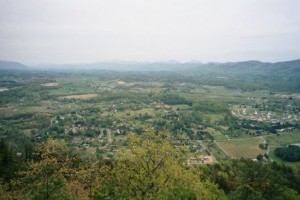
left=59, top=93, right=99, bottom=100
left=216, top=137, right=268, bottom=159
left=265, top=131, right=300, bottom=164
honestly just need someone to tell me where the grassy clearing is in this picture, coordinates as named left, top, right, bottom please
left=218, top=126, right=228, bottom=132
left=265, top=131, right=300, bottom=147
left=265, top=131, right=300, bottom=164
left=173, top=104, right=192, bottom=110
left=207, top=142, right=229, bottom=161
left=217, top=137, right=267, bottom=159
left=183, top=85, right=268, bottom=105
left=59, top=94, right=99, bottom=100
left=203, top=114, right=224, bottom=123
left=206, top=127, right=227, bottom=141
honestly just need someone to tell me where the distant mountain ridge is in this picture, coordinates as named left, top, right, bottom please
left=0, top=59, right=299, bottom=79
left=33, top=61, right=200, bottom=71
left=0, top=60, right=29, bottom=70
left=197, top=59, right=300, bottom=78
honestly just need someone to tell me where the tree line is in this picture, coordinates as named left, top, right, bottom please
left=0, top=133, right=299, bottom=199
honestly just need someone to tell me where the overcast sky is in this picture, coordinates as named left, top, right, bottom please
left=0, top=0, right=299, bottom=65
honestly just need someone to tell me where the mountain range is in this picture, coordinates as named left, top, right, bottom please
left=0, top=59, right=299, bottom=78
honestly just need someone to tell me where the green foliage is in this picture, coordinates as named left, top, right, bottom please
left=275, top=145, right=300, bottom=162
left=160, top=93, right=192, bottom=106
left=193, top=101, right=227, bottom=113
left=201, top=159, right=300, bottom=200
left=0, top=136, right=227, bottom=199
left=161, top=187, right=197, bottom=200
left=256, top=154, right=263, bottom=161
left=0, top=140, right=20, bottom=181
left=29, top=173, right=71, bottom=200
left=95, top=133, right=226, bottom=200
left=228, top=185, right=264, bottom=200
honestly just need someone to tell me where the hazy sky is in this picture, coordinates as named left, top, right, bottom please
left=0, top=0, right=299, bottom=65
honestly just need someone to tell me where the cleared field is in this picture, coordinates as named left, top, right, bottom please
left=275, top=93, right=300, bottom=100
left=117, top=80, right=126, bottom=85
left=265, top=131, right=300, bottom=147
left=203, top=114, right=224, bottom=123
left=42, top=82, right=59, bottom=87
left=265, top=131, right=300, bottom=163
left=216, top=137, right=267, bottom=159
left=0, top=105, right=52, bottom=118
left=184, top=85, right=268, bottom=104
left=208, top=142, right=229, bottom=160
left=206, top=127, right=227, bottom=141
left=59, top=94, right=99, bottom=100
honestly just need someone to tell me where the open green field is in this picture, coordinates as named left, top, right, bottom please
left=205, top=127, right=227, bottom=141
left=264, top=131, right=300, bottom=163
left=216, top=137, right=267, bottom=159
left=265, top=131, right=300, bottom=147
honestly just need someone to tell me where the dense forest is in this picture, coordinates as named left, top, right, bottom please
left=1, top=133, right=299, bottom=200
left=275, top=145, right=300, bottom=162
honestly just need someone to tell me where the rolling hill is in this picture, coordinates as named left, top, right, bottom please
left=1, top=59, right=300, bottom=79
left=0, top=60, right=29, bottom=70
left=195, top=59, right=300, bottom=79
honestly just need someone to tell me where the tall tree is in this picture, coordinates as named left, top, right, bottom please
left=95, top=132, right=226, bottom=199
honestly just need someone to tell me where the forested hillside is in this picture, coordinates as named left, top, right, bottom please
left=1, top=134, right=299, bottom=199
